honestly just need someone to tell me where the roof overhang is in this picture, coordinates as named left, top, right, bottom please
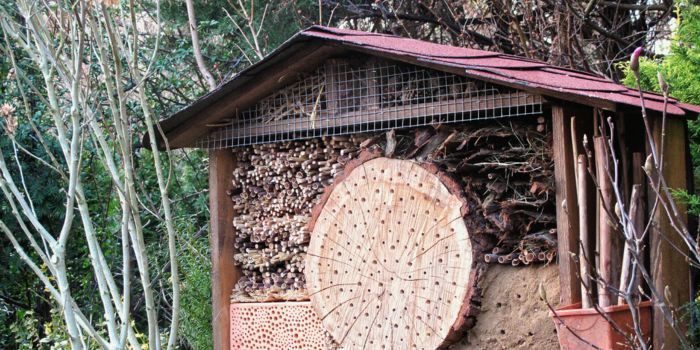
left=152, top=26, right=700, bottom=149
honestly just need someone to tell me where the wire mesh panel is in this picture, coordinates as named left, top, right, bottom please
left=196, top=59, right=543, bottom=149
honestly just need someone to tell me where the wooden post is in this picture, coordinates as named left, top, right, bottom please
left=650, top=117, right=690, bottom=349
left=209, top=149, right=239, bottom=350
left=552, top=105, right=582, bottom=305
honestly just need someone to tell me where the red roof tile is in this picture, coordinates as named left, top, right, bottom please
left=301, top=26, right=699, bottom=116
left=680, top=102, right=700, bottom=114
left=436, top=56, right=548, bottom=69
left=304, top=28, right=499, bottom=59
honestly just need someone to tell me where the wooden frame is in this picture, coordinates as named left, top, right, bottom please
left=140, top=25, right=700, bottom=350
left=650, top=117, right=690, bottom=350
left=552, top=104, right=582, bottom=305
left=209, top=149, right=239, bottom=350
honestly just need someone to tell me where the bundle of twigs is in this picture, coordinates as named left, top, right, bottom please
left=258, top=72, right=325, bottom=124
left=229, top=135, right=367, bottom=302
left=378, top=64, right=483, bottom=108
left=374, top=117, right=557, bottom=261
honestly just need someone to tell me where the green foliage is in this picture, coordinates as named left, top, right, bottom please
left=177, top=220, right=212, bottom=350
left=166, top=151, right=211, bottom=350
left=671, top=188, right=700, bottom=216
left=1, top=0, right=222, bottom=345
left=0, top=52, right=78, bottom=348
left=621, top=4, right=700, bottom=174
left=37, top=308, right=72, bottom=350
left=620, top=57, right=661, bottom=93
left=9, top=310, right=41, bottom=349
left=3, top=307, right=71, bottom=349
left=685, top=293, right=700, bottom=348
left=666, top=4, right=700, bottom=106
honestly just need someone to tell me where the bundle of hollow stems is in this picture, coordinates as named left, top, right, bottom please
left=229, top=135, right=367, bottom=302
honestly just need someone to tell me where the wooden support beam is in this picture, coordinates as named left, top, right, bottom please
left=650, top=117, right=690, bottom=350
left=209, top=149, right=239, bottom=350
left=609, top=113, right=628, bottom=295
left=552, top=105, right=582, bottom=305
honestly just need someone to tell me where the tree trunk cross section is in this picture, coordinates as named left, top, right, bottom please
left=306, top=156, right=478, bottom=349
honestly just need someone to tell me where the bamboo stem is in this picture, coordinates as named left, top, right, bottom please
left=571, top=116, right=579, bottom=185
left=577, top=154, right=593, bottom=308
left=594, top=136, right=614, bottom=307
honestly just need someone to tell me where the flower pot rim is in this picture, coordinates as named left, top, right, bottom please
left=551, top=300, right=653, bottom=317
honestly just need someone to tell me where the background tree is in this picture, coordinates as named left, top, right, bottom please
left=0, top=0, right=183, bottom=348
left=0, top=0, right=318, bottom=348
left=320, top=0, right=676, bottom=78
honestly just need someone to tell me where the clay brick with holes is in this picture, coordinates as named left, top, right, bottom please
left=230, top=302, right=330, bottom=349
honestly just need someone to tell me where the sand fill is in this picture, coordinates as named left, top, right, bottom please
left=450, top=264, right=560, bottom=349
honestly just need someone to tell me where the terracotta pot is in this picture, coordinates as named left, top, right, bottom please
left=550, top=300, right=653, bottom=350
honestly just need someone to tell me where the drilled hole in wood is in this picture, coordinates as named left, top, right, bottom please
left=306, top=157, right=475, bottom=349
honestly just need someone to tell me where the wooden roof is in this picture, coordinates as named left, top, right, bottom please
left=155, top=26, right=700, bottom=149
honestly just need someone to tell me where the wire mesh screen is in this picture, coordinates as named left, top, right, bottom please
left=196, top=59, right=543, bottom=149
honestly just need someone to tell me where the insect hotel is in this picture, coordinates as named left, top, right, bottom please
left=153, top=26, right=700, bottom=349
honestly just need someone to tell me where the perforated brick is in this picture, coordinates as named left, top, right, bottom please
left=230, top=301, right=328, bottom=349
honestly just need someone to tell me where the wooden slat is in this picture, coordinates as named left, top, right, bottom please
left=577, top=154, right=593, bottom=308
left=650, top=117, right=690, bottom=350
left=552, top=105, right=582, bottom=305
left=609, top=113, right=628, bottom=294
left=209, top=91, right=541, bottom=142
left=594, top=135, right=614, bottom=307
left=572, top=108, right=598, bottom=305
left=209, top=149, right=239, bottom=350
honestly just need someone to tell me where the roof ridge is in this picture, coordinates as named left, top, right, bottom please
left=305, top=25, right=395, bottom=38
left=306, top=25, right=615, bottom=82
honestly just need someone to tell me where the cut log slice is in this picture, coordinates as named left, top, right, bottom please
left=306, top=156, right=478, bottom=349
